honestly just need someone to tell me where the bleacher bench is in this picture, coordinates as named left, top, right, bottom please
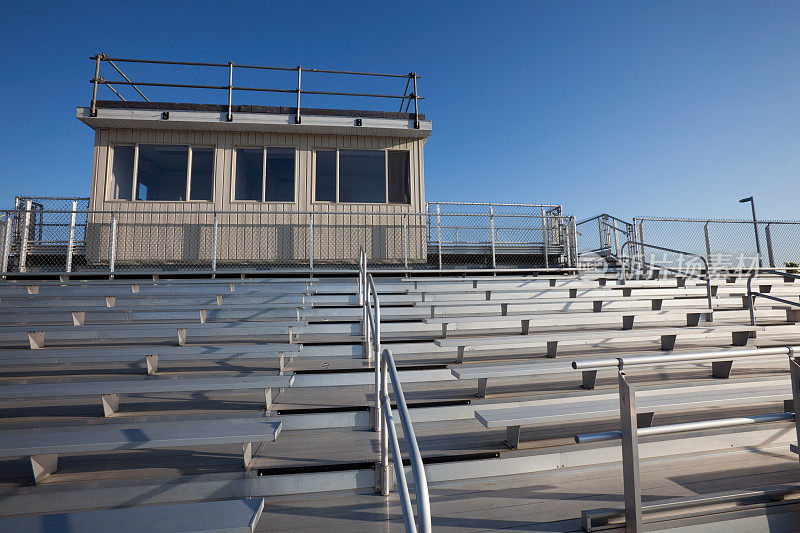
left=0, top=417, right=282, bottom=482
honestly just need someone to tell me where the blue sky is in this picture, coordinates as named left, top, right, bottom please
left=1, top=1, right=798, bottom=220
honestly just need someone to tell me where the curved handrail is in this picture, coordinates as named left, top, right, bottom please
left=362, top=263, right=431, bottom=532
left=619, top=240, right=713, bottom=312
left=746, top=269, right=800, bottom=327
left=381, top=347, right=432, bottom=532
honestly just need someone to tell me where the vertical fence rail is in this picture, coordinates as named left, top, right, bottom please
left=109, top=213, right=117, bottom=275
left=436, top=205, right=442, bottom=270
left=489, top=206, right=496, bottom=269
left=402, top=214, right=408, bottom=270
left=18, top=200, right=32, bottom=273
left=211, top=212, right=218, bottom=273
left=66, top=200, right=77, bottom=272
left=1, top=215, right=11, bottom=277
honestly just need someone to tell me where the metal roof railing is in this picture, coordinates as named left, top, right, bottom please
left=89, top=53, right=424, bottom=128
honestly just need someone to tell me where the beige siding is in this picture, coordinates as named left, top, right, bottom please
left=87, top=128, right=428, bottom=265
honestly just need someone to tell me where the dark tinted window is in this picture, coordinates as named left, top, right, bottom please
left=190, top=148, right=214, bottom=201
left=234, top=148, right=263, bottom=201
left=339, top=150, right=385, bottom=203
left=111, top=146, right=134, bottom=200
left=387, top=151, right=410, bottom=204
left=136, top=145, right=188, bottom=201
left=265, top=148, right=295, bottom=202
left=315, top=151, right=336, bottom=202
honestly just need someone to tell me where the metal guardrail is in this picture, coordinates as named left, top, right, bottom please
left=578, top=351, right=800, bottom=531
left=619, top=240, right=713, bottom=312
left=747, top=269, right=800, bottom=327
left=361, top=250, right=432, bottom=532
left=89, top=53, right=424, bottom=128
left=575, top=213, right=633, bottom=258
left=0, top=204, right=576, bottom=274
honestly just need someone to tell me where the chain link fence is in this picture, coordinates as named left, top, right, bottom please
left=634, top=217, right=800, bottom=272
left=0, top=202, right=577, bottom=274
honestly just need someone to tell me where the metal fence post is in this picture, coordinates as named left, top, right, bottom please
left=402, top=214, right=408, bottom=270
left=295, top=66, right=302, bottom=124
left=91, top=54, right=102, bottom=117
left=211, top=212, right=218, bottom=273
left=789, top=356, right=800, bottom=461
left=765, top=224, right=775, bottom=268
left=1, top=215, right=11, bottom=277
left=66, top=200, right=77, bottom=273
left=308, top=213, right=314, bottom=270
left=227, top=62, right=234, bottom=122
left=618, top=371, right=643, bottom=532
left=109, top=213, right=117, bottom=276
left=436, top=205, right=442, bottom=270
left=541, top=207, right=549, bottom=269
left=571, top=216, right=578, bottom=268
left=489, top=206, right=496, bottom=269
left=637, top=219, right=646, bottom=274
left=704, top=221, right=713, bottom=271
left=19, top=200, right=32, bottom=273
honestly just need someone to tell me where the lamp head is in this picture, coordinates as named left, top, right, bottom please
left=739, top=197, right=753, bottom=203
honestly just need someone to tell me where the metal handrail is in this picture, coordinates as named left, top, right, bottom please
left=379, top=348, right=432, bottom=532
left=619, top=240, right=713, bottom=312
left=89, top=53, right=423, bottom=128
left=746, top=269, right=800, bottom=327
left=362, top=257, right=431, bottom=532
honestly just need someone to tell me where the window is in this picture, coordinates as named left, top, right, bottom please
left=107, top=144, right=214, bottom=202
left=313, top=149, right=412, bottom=204
left=233, top=147, right=296, bottom=202
left=339, top=150, right=385, bottom=203
left=234, top=149, right=263, bottom=201
left=314, top=151, right=336, bottom=202
left=387, top=151, right=410, bottom=204
left=266, top=148, right=295, bottom=202
left=136, top=145, right=188, bottom=201
left=190, top=147, right=214, bottom=201
left=110, top=145, right=134, bottom=200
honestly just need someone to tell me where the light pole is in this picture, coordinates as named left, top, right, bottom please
left=739, top=196, right=763, bottom=268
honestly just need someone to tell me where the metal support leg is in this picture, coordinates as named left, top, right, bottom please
left=789, top=356, right=800, bottom=460
left=546, top=341, right=558, bottom=358
left=145, top=354, right=158, bottom=375
left=505, top=425, right=521, bottom=449
left=711, top=360, right=734, bottom=379
left=476, top=378, right=489, bottom=398
left=101, top=393, right=120, bottom=417
left=660, top=334, right=677, bottom=351
left=31, top=454, right=58, bottom=484
left=581, top=370, right=598, bottom=390
left=618, top=371, right=643, bottom=532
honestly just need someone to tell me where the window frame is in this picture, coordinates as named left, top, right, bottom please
left=106, top=143, right=216, bottom=203
left=231, top=146, right=298, bottom=204
left=311, top=148, right=412, bottom=205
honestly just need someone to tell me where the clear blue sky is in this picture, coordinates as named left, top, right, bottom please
left=1, top=1, right=798, bottom=220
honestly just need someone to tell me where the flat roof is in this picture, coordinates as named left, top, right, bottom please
left=77, top=100, right=432, bottom=138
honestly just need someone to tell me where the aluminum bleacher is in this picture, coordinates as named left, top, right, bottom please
left=2, top=267, right=800, bottom=531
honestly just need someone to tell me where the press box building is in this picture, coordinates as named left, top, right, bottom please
left=75, top=57, right=431, bottom=268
